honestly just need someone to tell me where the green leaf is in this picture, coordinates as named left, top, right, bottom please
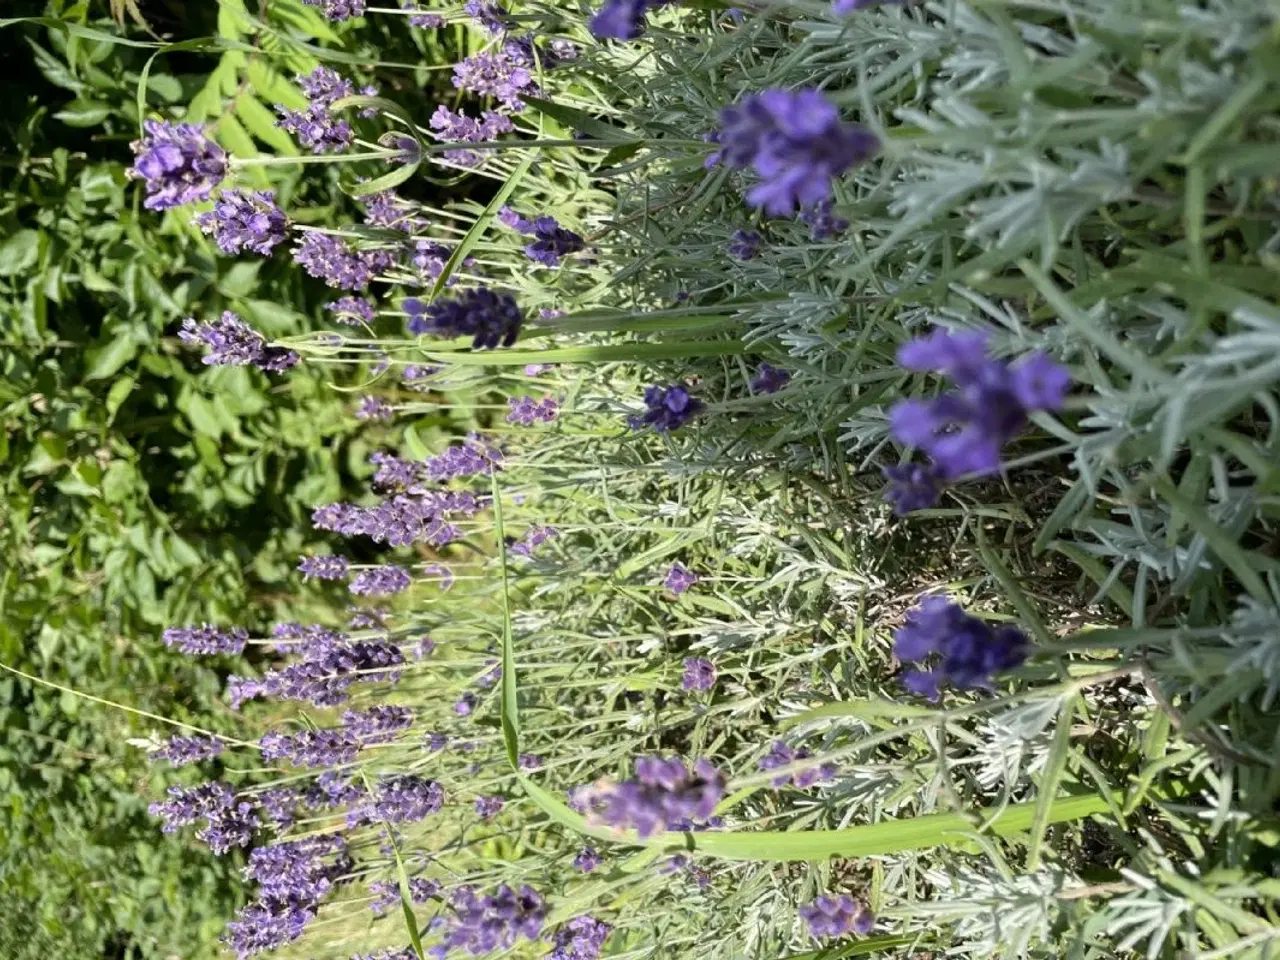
left=0, top=230, right=40, bottom=277
left=235, top=95, right=298, bottom=155
left=85, top=335, right=140, bottom=381
left=417, top=340, right=746, bottom=366
left=1026, top=698, right=1076, bottom=869
left=492, top=472, right=520, bottom=770
left=780, top=935, right=920, bottom=960
left=522, top=96, right=639, bottom=142
left=54, top=99, right=111, bottom=127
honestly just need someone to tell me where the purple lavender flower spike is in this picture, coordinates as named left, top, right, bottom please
left=758, top=740, right=832, bottom=788
left=452, top=50, right=539, bottom=111
left=518, top=753, right=544, bottom=770
left=750, top=362, right=790, bottom=394
left=464, top=0, right=507, bottom=32
left=298, top=554, right=350, bottom=581
left=717, top=89, right=879, bottom=215
left=401, top=0, right=446, bottom=26
left=150, top=734, right=224, bottom=767
left=510, top=525, right=557, bottom=558
left=179, top=312, right=299, bottom=372
left=728, top=229, right=762, bottom=261
left=573, top=847, right=602, bottom=873
left=404, top=288, right=523, bottom=349
left=881, top=462, right=945, bottom=514
left=455, top=691, right=477, bottom=716
left=682, top=657, right=716, bottom=692
left=194, top=189, right=289, bottom=256
left=326, top=296, right=377, bottom=326
left=507, top=395, right=560, bottom=426
left=370, top=877, right=439, bottom=915
left=429, top=107, right=515, bottom=167
left=301, top=0, right=367, bottom=22
left=630, top=385, right=704, bottom=432
left=293, top=233, right=393, bottom=289
left=833, top=0, right=900, bottom=12
left=799, top=894, right=874, bottom=939
left=260, top=727, right=360, bottom=768
left=434, top=885, right=546, bottom=956
left=349, top=564, right=411, bottom=596
left=353, top=775, right=445, bottom=826
left=665, top=562, right=698, bottom=595
left=501, top=211, right=585, bottom=266
left=342, top=705, right=414, bottom=742
left=223, top=897, right=315, bottom=957
left=893, top=596, right=1028, bottom=700
left=589, top=0, right=672, bottom=40
left=474, top=795, right=505, bottom=820
left=550, top=915, right=612, bottom=960
left=276, top=71, right=364, bottom=153
left=586, top=755, right=727, bottom=837
left=257, top=787, right=304, bottom=828
left=801, top=198, right=850, bottom=239
left=355, top=395, right=394, bottom=421
left=162, top=623, right=248, bottom=656
left=424, top=731, right=449, bottom=752
left=128, top=120, right=227, bottom=210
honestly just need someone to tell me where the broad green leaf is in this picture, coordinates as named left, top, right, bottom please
left=0, top=230, right=40, bottom=277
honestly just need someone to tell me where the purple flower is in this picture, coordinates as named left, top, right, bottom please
left=518, top=753, right=544, bottom=770
left=882, top=462, right=945, bottom=514
left=682, top=657, right=716, bottom=691
left=223, top=897, right=315, bottom=958
left=341, top=705, right=414, bottom=742
left=293, top=233, right=393, bottom=289
left=464, top=0, right=506, bottom=32
left=370, top=877, right=439, bottom=915
left=589, top=0, right=671, bottom=40
left=369, top=451, right=423, bottom=491
left=452, top=50, right=539, bottom=111
left=352, top=775, right=445, bottom=826
left=400, top=0, right=446, bottom=25
left=401, top=364, right=440, bottom=389
left=474, top=795, right=505, bottom=820
left=455, top=692, right=477, bottom=716
left=326, top=296, right=377, bottom=325
left=311, top=489, right=483, bottom=546
left=550, top=915, right=612, bottom=960
left=894, top=595, right=1028, bottom=700
left=717, top=89, right=879, bottom=215
left=298, top=554, right=350, bottom=581
left=260, top=727, right=360, bottom=768
left=758, top=740, right=834, bottom=788
left=415, top=635, right=437, bottom=658
left=728, top=229, right=762, bottom=261
left=355, top=395, right=394, bottom=421
left=404, top=288, right=523, bottom=349
left=128, top=120, right=227, bottom=210
left=425, top=731, right=449, bottom=751
left=150, top=734, right=224, bottom=767
left=629, top=384, right=703, bottom=432
left=434, top=885, right=546, bottom=956
left=257, top=788, right=304, bottom=828
left=833, top=0, right=899, bottom=11
left=429, top=106, right=515, bottom=167
left=349, top=564, right=411, bottom=596
left=150, top=781, right=256, bottom=854
left=585, top=756, right=726, bottom=837
left=750, top=362, right=790, bottom=394
left=665, top=563, right=698, bottom=595
left=801, top=199, right=849, bottom=239
left=889, top=330, right=1069, bottom=480
left=799, top=895, right=874, bottom=939
left=573, top=847, right=602, bottom=872
left=301, top=0, right=367, bottom=22
left=162, top=623, right=248, bottom=656
left=179, top=312, right=299, bottom=372
left=228, top=639, right=404, bottom=708
left=361, top=190, right=427, bottom=232
left=276, top=70, right=357, bottom=152
left=353, top=951, right=418, bottom=960
left=194, top=189, right=289, bottom=255
left=507, top=395, right=560, bottom=426
left=510, top=525, right=556, bottom=558
left=501, top=210, right=586, bottom=266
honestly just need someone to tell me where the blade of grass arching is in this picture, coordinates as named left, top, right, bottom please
left=429, top=151, right=535, bottom=300
left=780, top=934, right=919, bottom=959
left=358, top=771, right=426, bottom=960
left=1026, top=696, right=1077, bottom=870
left=418, top=340, right=746, bottom=366
left=522, top=96, right=639, bottom=142
left=975, top=524, right=1053, bottom=646
left=491, top=471, right=520, bottom=770
left=783, top=699, right=940, bottom=728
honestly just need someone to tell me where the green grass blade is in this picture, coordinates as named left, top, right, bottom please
left=975, top=524, right=1053, bottom=646
left=492, top=471, right=520, bottom=770
left=780, top=935, right=920, bottom=959
left=418, top=340, right=746, bottom=366
left=1026, top=697, right=1076, bottom=870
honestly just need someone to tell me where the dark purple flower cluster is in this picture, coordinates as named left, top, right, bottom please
left=223, top=897, right=315, bottom=958
left=507, top=394, right=559, bottom=426
left=293, top=233, right=394, bottom=289
left=758, top=740, right=837, bottom=788
left=728, top=229, right=762, bottom=261
left=665, top=563, right=698, bottom=595
left=349, top=564, right=412, bottom=596
left=464, top=0, right=506, bottom=32
left=550, top=916, right=612, bottom=960
left=894, top=596, right=1028, bottom=700
left=499, top=208, right=585, bottom=266
left=452, top=50, right=538, bottom=111
left=474, top=795, right=505, bottom=820
left=257, top=787, right=304, bottom=828
left=341, top=705, right=414, bottom=742
left=425, top=731, right=449, bottom=751
left=401, top=0, right=445, bottom=27
left=589, top=0, right=672, bottom=40
left=801, top=199, right=849, bottom=239
left=629, top=385, right=703, bottom=432
left=276, top=66, right=368, bottom=152
left=129, top=120, right=227, bottom=210
left=260, top=727, right=361, bottom=767
left=455, top=692, right=478, bottom=716
left=369, top=452, right=422, bottom=491
left=150, top=733, right=224, bottom=767
left=179, top=313, right=300, bottom=372
left=518, top=753, right=543, bottom=770
left=401, top=364, right=440, bottom=389
left=404, top=288, right=523, bottom=349
left=587, top=756, right=726, bottom=837
left=195, top=189, right=289, bottom=256
left=352, top=775, right=445, bottom=825
left=715, top=89, right=879, bottom=215
left=429, top=106, right=515, bottom=167
left=163, top=623, right=249, bottom=656
left=370, top=876, right=439, bottom=915
left=356, top=395, right=395, bottom=421
left=681, top=657, right=716, bottom=691
left=424, top=435, right=503, bottom=482
left=298, top=554, right=350, bottom=581
left=882, top=462, right=946, bottom=515
left=361, top=190, right=428, bottom=233
left=750, top=361, right=791, bottom=394
left=326, top=296, right=377, bottom=326
left=228, top=638, right=404, bottom=709
left=509, top=525, right=556, bottom=558
left=799, top=895, right=874, bottom=939
left=311, top=489, right=480, bottom=547
left=301, top=0, right=366, bottom=19
left=148, top=780, right=257, bottom=854
left=433, top=885, right=546, bottom=956
left=573, top=847, right=601, bottom=872
left=833, top=0, right=899, bottom=12
left=887, top=330, right=1070, bottom=508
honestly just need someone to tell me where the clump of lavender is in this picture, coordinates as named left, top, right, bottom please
left=474, top=795, right=505, bottom=820
left=179, top=313, right=300, bottom=372
left=369, top=451, right=423, bottom=491
left=800, top=895, right=874, bottom=939
left=682, top=657, right=716, bottom=692
left=298, top=554, right=350, bottom=581
left=500, top=207, right=586, bottom=266
left=882, top=462, right=946, bottom=515
left=435, top=885, right=547, bottom=955
left=370, top=877, right=439, bottom=915
left=404, top=288, right=523, bottom=349
left=352, top=775, right=444, bottom=826
left=464, top=0, right=507, bottom=32
left=507, top=394, right=559, bottom=426
left=150, top=734, right=224, bottom=767
left=887, top=330, right=1070, bottom=508
left=801, top=198, right=849, bottom=239
left=195, top=189, right=289, bottom=256
left=399, top=0, right=445, bottom=25
left=715, top=89, right=879, bottom=215
left=276, top=68, right=358, bottom=152
left=758, top=740, right=836, bottom=788
left=260, top=727, right=361, bottom=768
left=428, top=106, right=515, bottom=167
left=589, top=0, right=672, bottom=39
left=894, top=595, right=1029, bottom=700
left=750, top=362, right=790, bottom=395
left=664, top=562, right=697, bottom=595
left=311, top=488, right=482, bottom=546
left=257, top=788, right=304, bottom=828
left=326, top=296, right=377, bottom=326
left=343, top=705, right=415, bottom=742
left=510, top=525, right=556, bottom=558
left=128, top=120, right=227, bottom=210
left=518, top=753, right=543, bottom=770
left=728, top=229, right=762, bottom=261
left=423, top=434, right=504, bottom=481
left=361, top=189, right=428, bottom=233
left=401, top=364, right=440, bottom=390
left=586, top=756, right=727, bottom=837
left=550, top=916, right=612, bottom=960
left=349, top=564, right=412, bottom=596
left=453, top=48, right=540, bottom=111
left=355, top=396, right=394, bottom=422
left=228, top=636, right=404, bottom=709
left=629, top=384, right=703, bottom=432
left=573, top=847, right=602, bottom=872
left=293, top=233, right=393, bottom=289
left=148, top=780, right=257, bottom=854
left=301, top=0, right=366, bottom=19
left=833, top=0, right=900, bottom=11
left=163, top=623, right=249, bottom=656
